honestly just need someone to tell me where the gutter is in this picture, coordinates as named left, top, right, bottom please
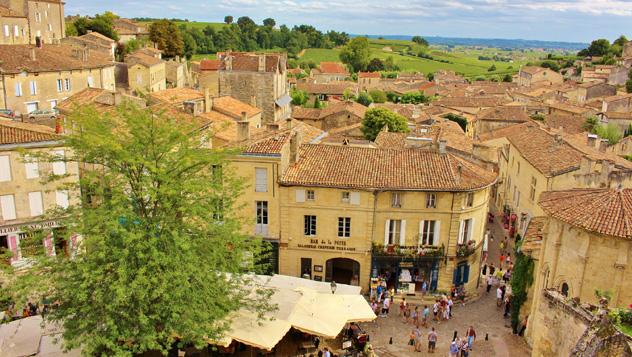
left=0, top=140, right=63, bottom=150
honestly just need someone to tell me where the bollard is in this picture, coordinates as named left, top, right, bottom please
left=485, top=333, right=489, bottom=341
left=389, top=337, right=393, bottom=344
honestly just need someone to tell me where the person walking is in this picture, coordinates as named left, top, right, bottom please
left=466, top=326, right=477, bottom=351
left=449, top=339, right=459, bottom=357
left=414, top=326, right=423, bottom=352
left=399, top=298, right=406, bottom=317
left=504, top=295, right=512, bottom=317
left=486, top=274, right=493, bottom=293
left=422, top=305, right=430, bottom=327
left=428, top=327, right=438, bottom=353
left=382, top=297, right=390, bottom=317
left=496, top=286, right=503, bottom=307
left=409, top=329, right=417, bottom=351
left=411, top=306, right=419, bottom=326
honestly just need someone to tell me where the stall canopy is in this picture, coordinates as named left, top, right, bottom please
left=216, top=274, right=375, bottom=351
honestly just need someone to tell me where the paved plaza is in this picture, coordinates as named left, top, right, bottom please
left=360, top=210, right=532, bottom=357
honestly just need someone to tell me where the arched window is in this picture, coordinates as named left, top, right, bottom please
left=561, top=282, right=569, bottom=297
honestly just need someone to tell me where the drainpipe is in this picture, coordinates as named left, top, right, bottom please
left=369, top=190, right=379, bottom=293
left=1, top=75, right=7, bottom=112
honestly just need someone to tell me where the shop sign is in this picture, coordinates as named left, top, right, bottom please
left=297, top=238, right=357, bottom=252
left=0, top=220, right=61, bottom=234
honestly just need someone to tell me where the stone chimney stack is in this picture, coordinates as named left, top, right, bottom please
left=599, top=139, right=609, bottom=152
left=258, top=55, right=265, bottom=72
left=286, top=117, right=293, bottom=130
left=237, top=118, right=250, bottom=142
left=250, top=95, right=257, bottom=108
left=30, top=47, right=36, bottom=61
left=439, top=139, right=447, bottom=154
left=587, top=133, right=598, bottom=148
left=204, top=87, right=212, bottom=113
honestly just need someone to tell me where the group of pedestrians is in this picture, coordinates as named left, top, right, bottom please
left=448, top=326, right=477, bottom=357
left=0, top=301, right=47, bottom=323
left=408, top=326, right=439, bottom=353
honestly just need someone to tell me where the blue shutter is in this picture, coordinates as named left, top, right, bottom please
left=453, top=268, right=459, bottom=285
left=463, top=265, right=470, bottom=283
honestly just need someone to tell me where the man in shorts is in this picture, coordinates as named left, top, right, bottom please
left=428, top=327, right=437, bottom=353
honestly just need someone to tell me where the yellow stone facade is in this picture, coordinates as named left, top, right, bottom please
left=127, top=62, right=166, bottom=93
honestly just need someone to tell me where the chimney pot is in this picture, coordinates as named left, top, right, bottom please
left=30, top=48, right=36, bottom=61
left=286, top=117, right=293, bottom=130
left=204, top=88, right=212, bottom=113
left=599, top=139, right=609, bottom=152
left=241, top=111, right=248, bottom=122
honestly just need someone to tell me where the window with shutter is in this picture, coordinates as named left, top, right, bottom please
left=295, top=189, right=305, bottom=202
left=15, top=82, right=22, bottom=97
left=56, top=190, right=69, bottom=209
left=28, top=191, right=43, bottom=216
left=304, top=215, right=316, bottom=236
left=255, top=168, right=267, bottom=192
left=0, top=195, right=16, bottom=220
left=0, top=156, right=11, bottom=182
left=52, top=150, right=66, bottom=175
left=56, top=79, right=63, bottom=92
left=29, top=80, right=37, bottom=95
left=24, top=156, right=39, bottom=179
left=350, top=192, right=360, bottom=205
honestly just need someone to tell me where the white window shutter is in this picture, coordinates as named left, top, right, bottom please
left=384, top=219, right=390, bottom=245
left=418, top=220, right=424, bottom=245
left=468, top=218, right=475, bottom=242
left=24, top=156, right=39, bottom=179
left=0, top=156, right=11, bottom=182
left=255, top=168, right=267, bottom=192
left=56, top=190, right=69, bottom=209
left=458, top=220, right=465, bottom=244
left=433, top=220, right=441, bottom=246
left=295, top=189, right=305, bottom=203
left=52, top=150, right=66, bottom=175
left=28, top=191, right=43, bottom=216
left=350, top=192, right=360, bottom=205
left=0, top=195, right=16, bottom=220
left=400, top=220, right=406, bottom=245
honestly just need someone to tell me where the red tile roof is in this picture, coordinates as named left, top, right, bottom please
left=281, top=145, right=497, bottom=191
left=539, top=188, right=632, bottom=239
left=200, top=59, right=221, bottom=71
left=318, top=62, right=348, bottom=75
left=0, top=44, right=113, bottom=74
left=358, top=72, right=380, bottom=79
left=0, top=120, right=58, bottom=145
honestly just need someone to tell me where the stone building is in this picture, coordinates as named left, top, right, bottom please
left=310, top=61, right=349, bottom=83
left=575, top=82, right=617, bottom=104
left=218, top=52, right=291, bottom=124
left=291, top=101, right=366, bottom=131
left=0, top=44, right=115, bottom=115
left=0, top=4, right=28, bottom=44
left=480, top=122, right=632, bottom=232
left=125, top=52, right=166, bottom=93
left=0, top=0, right=65, bottom=44
left=517, top=66, right=564, bottom=87
left=165, top=60, right=185, bottom=88
left=0, top=120, right=80, bottom=268
left=60, top=31, right=116, bottom=60
left=471, top=105, right=529, bottom=139
left=278, top=144, right=496, bottom=293
left=357, top=71, right=381, bottom=91
left=113, top=18, right=148, bottom=43
left=525, top=188, right=632, bottom=355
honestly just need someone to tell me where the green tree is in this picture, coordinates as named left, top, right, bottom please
left=595, top=123, right=623, bottom=144
left=442, top=113, right=468, bottom=131
left=72, top=17, right=90, bottom=35
left=626, top=79, right=632, bottom=94
left=613, top=35, right=629, bottom=47
left=510, top=240, right=535, bottom=332
left=540, top=60, right=560, bottom=72
left=502, top=74, right=513, bottom=82
left=224, top=15, right=233, bottom=24
left=488, top=64, right=497, bottom=72
left=290, top=88, right=308, bottom=106
left=412, top=36, right=429, bottom=46
left=263, top=18, right=276, bottom=28
left=356, top=92, right=373, bottom=107
left=86, top=13, right=119, bottom=41
left=584, top=39, right=611, bottom=57
left=313, top=96, right=322, bottom=109
left=361, top=108, right=409, bottom=141
left=583, top=116, right=600, bottom=132
left=366, top=58, right=385, bottom=72
left=149, top=19, right=184, bottom=58
left=3, top=102, right=272, bottom=355
left=400, top=92, right=429, bottom=104
left=339, top=37, right=370, bottom=72
left=368, top=90, right=387, bottom=103
left=427, top=72, right=434, bottom=82
left=65, top=22, right=78, bottom=36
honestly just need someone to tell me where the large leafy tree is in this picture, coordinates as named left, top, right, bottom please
left=339, top=36, right=371, bottom=72
left=4, top=103, right=272, bottom=355
left=149, top=19, right=184, bottom=58
left=411, top=36, right=429, bottom=47
left=361, top=107, right=409, bottom=141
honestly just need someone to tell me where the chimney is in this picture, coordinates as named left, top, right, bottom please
left=266, top=123, right=280, bottom=131
left=250, top=95, right=257, bottom=108
left=580, top=156, right=593, bottom=174
left=237, top=120, right=250, bottom=141
left=599, top=139, right=609, bottom=152
left=258, top=55, right=265, bottom=72
left=82, top=47, right=89, bottom=62
left=30, top=47, right=36, bottom=61
left=439, top=139, right=447, bottom=154
left=587, top=133, right=598, bottom=148
left=241, top=111, right=248, bottom=122
left=286, top=117, right=292, bottom=130
left=55, top=118, right=62, bottom=134
left=290, top=130, right=302, bottom=165
left=204, top=87, right=212, bottom=113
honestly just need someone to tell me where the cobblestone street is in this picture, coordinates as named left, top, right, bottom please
left=360, top=210, right=532, bottom=357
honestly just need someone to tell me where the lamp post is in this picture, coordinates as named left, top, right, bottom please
left=330, top=280, right=337, bottom=294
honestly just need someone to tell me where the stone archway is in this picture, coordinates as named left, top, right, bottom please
left=325, top=258, right=360, bottom=286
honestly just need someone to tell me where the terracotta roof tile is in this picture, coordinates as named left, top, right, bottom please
left=212, top=96, right=261, bottom=119
left=0, top=120, right=58, bottom=145
left=474, top=106, right=529, bottom=123
left=520, top=66, right=546, bottom=75
left=126, top=53, right=163, bottom=67
left=539, top=189, right=632, bottom=239
left=435, top=97, right=510, bottom=108
left=318, top=62, right=348, bottom=75
left=150, top=88, right=204, bottom=105
left=521, top=216, right=546, bottom=253
left=293, top=101, right=366, bottom=121
left=358, top=72, right=380, bottom=78
left=281, top=145, right=497, bottom=191
left=0, top=44, right=113, bottom=74
left=296, top=81, right=357, bottom=95
left=200, top=59, right=221, bottom=71
left=243, top=121, right=324, bottom=155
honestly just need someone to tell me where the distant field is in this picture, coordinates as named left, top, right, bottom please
left=300, top=42, right=533, bottom=77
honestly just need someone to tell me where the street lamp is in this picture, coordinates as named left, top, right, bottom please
left=330, top=280, right=337, bottom=294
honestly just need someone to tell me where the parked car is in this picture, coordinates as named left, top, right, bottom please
left=0, top=109, right=15, bottom=119
left=27, top=109, right=58, bottom=120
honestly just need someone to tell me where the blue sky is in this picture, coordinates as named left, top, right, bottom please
left=66, top=1, right=632, bottom=43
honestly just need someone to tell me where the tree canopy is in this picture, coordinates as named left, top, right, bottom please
left=3, top=102, right=272, bottom=355
left=149, top=19, right=185, bottom=58
left=412, top=36, right=429, bottom=47
left=339, top=37, right=371, bottom=73
left=224, top=16, right=233, bottom=24
left=67, top=13, right=119, bottom=41
left=362, top=107, right=410, bottom=141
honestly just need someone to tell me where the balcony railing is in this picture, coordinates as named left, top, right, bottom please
left=372, top=242, right=444, bottom=258
left=456, top=240, right=477, bottom=257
